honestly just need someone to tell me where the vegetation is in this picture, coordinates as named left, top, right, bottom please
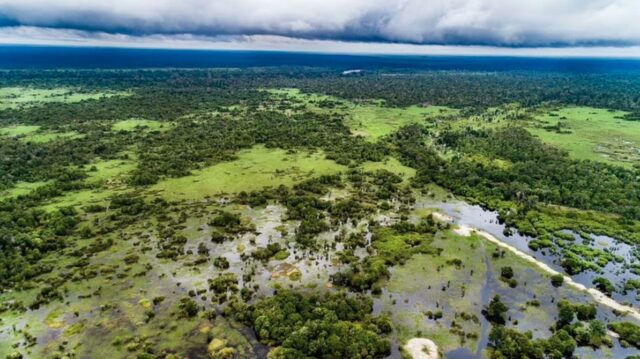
left=232, top=290, right=391, bottom=358
left=1, top=67, right=640, bottom=358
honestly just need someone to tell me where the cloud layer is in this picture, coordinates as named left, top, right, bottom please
left=0, top=0, right=639, bottom=47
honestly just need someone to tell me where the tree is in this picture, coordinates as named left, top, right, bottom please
left=484, top=295, right=508, bottom=324
left=546, top=329, right=576, bottom=358
left=557, top=301, right=575, bottom=328
left=488, top=325, right=545, bottom=359
left=500, top=266, right=514, bottom=280
left=550, top=274, right=564, bottom=287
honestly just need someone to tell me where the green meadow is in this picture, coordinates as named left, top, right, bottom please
left=0, top=124, right=84, bottom=143
left=112, top=119, right=169, bottom=132
left=527, top=106, right=640, bottom=166
left=360, top=157, right=416, bottom=183
left=151, top=145, right=346, bottom=200
left=0, top=124, right=40, bottom=136
left=347, top=104, right=457, bottom=140
left=0, top=181, right=50, bottom=200
left=0, top=87, right=128, bottom=110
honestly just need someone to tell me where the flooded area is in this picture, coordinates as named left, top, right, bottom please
left=403, top=198, right=640, bottom=358
left=4, top=197, right=640, bottom=359
left=420, top=199, right=640, bottom=308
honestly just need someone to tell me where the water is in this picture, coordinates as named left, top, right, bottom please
left=1, top=45, right=640, bottom=72
left=445, top=255, right=498, bottom=359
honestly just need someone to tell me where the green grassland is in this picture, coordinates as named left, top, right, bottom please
left=360, top=157, right=416, bottom=182
left=112, top=119, right=170, bottom=132
left=437, top=104, right=523, bottom=132
left=0, top=181, right=50, bottom=200
left=1, top=124, right=84, bottom=143
left=0, top=87, right=128, bottom=110
left=39, top=187, right=121, bottom=212
left=151, top=145, right=346, bottom=200
left=84, top=158, right=137, bottom=184
left=38, top=158, right=136, bottom=211
left=25, top=131, right=84, bottom=143
left=385, top=230, right=488, bottom=352
left=0, top=124, right=41, bottom=136
left=265, top=88, right=341, bottom=103
left=267, top=87, right=458, bottom=140
left=527, top=106, right=640, bottom=166
left=347, top=103, right=457, bottom=140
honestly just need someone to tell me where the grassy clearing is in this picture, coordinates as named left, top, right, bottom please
left=347, top=104, right=457, bottom=140
left=0, top=87, right=127, bottom=110
left=112, top=119, right=169, bottom=132
left=0, top=181, right=50, bottom=200
left=84, top=159, right=136, bottom=184
left=1, top=124, right=84, bottom=143
left=39, top=188, right=119, bottom=212
left=0, top=124, right=40, bottom=136
left=360, top=157, right=416, bottom=183
left=34, top=158, right=135, bottom=211
left=527, top=106, right=640, bottom=166
left=151, top=145, right=346, bottom=200
left=265, top=88, right=339, bottom=103
left=25, top=131, right=84, bottom=143
left=438, top=104, right=523, bottom=132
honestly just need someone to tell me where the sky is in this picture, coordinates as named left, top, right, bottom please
left=0, top=0, right=639, bottom=57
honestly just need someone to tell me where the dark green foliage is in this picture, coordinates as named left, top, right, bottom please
left=434, top=127, right=640, bottom=220
left=0, top=205, right=79, bottom=289
left=250, top=243, right=283, bottom=261
left=545, top=330, right=577, bottom=358
left=574, top=303, right=597, bottom=321
left=592, top=277, right=615, bottom=296
left=208, top=273, right=238, bottom=295
left=213, top=256, right=229, bottom=269
left=555, top=301, right=609, bottom=349
left=483, top=295, right=508, bottom=325
left=235, top=290, right=391, bottom=358
left=488, top=326, right=545, bottom=359
left=488, top=325, right=581, bottom=359
left=178, top=297, right=198, bottom=318
left=550, top=274, right=564, bottom=287
left=500, top=266, right=514, bottom=280
left=557, top=301, right=576, bottom=328
left=609, top=322, right=640, bottom=349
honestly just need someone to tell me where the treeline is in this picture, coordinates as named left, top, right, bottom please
left=3, top=68, right=640, bottom=114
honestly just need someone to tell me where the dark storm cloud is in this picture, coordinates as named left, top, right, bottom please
left=0, top=0, right=639, bottom=46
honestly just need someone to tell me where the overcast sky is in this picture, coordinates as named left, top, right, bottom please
left=1, top=0, right=640, bottom=56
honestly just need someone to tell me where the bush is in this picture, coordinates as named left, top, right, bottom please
left=551, top=274, right=564, bottom=287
